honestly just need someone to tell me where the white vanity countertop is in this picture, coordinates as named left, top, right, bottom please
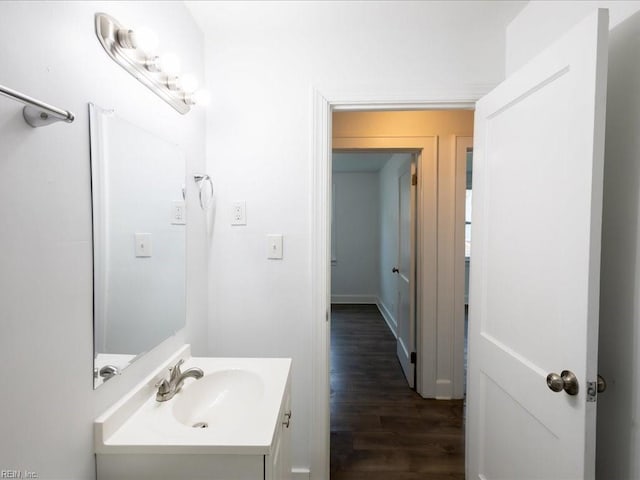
left=95, top=347, right=292, bottom=455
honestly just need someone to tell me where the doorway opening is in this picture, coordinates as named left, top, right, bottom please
left=331, top=150, right=418, bottom=388
left=328, top=110, right=473, bottom=478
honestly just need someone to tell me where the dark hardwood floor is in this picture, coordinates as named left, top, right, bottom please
left=330, top=304, right=465, bottom=480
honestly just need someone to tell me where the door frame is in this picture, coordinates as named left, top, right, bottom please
left=310, top=88, right=485, bottom=479
left=454, top=136, right=474, bottom=398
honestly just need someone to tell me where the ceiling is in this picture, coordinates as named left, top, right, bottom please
left=185, top=2, right=527, bottom=42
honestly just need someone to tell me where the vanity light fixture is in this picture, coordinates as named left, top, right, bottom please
left=157, top=53, right=181, bottom=76
left=185, top=89, right=211, bottom=107
left=179, top=73, right=199, bottom=93
left=143, top=56, right=162, bottom=73
left=166, top=76, right=181, bottom=91
left=95, top=13, right=208, bottom=115
left=116, top=26, right=158, bottom=52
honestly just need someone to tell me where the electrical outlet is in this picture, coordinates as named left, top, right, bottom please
left=171, top=201, right=186, bottom=225
left=231, top=201, right=246, bottom=226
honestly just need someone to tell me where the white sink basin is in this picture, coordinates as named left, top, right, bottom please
left=94, top=347, right=291, bottom=455
left=172, top=369, right=265, bottom=429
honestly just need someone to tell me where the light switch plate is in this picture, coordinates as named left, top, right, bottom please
left=267, top=234, right=283, bottom=259
left=135, top=233, right=152, bottom=257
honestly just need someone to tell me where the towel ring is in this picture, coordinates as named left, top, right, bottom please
left=193, top=174, right=214, bottom=210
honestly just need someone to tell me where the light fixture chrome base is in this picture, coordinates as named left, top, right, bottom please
left=94, top=12, right=190, bottom=115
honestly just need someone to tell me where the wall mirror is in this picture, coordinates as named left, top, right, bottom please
left=89, top=103, right=186, bottom=388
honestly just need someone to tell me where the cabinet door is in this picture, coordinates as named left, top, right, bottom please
left=280, top=393, right=292, bottom=480
left=266, top=393, right=292, bottom=480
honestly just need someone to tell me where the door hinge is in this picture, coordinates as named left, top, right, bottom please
left=411, top=173, right=418, bottom=186
left=410, top=352, right=417, bottom=364
left=587, top=381, right=597, bottom=402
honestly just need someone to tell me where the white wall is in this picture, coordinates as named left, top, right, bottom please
left=506, top=1, right=640, bottom=75
left=187, top=0, right=524, bottom=472
left=505, top=2, right=640, bottom=477
left=378, top=154, right=413, bottom=333
left=331, top=172, right=380, bottom=304
left=0, top=2, right=205, bottom=478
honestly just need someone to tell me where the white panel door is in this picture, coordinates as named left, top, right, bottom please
left=466, top=9, right=608, bottom=480
left=397, top=159, right=416, bottom=387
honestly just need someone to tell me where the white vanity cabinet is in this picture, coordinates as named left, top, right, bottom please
left=97, top=404, right=293, bottom=480
left=97, top=401, right=292, bottom=480
left=266, top=390, right=292, bottom=480
left=95, top=349, right=292, bottom=480
left=96, top=453, right=264, bottom=480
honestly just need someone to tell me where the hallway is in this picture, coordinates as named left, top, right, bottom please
left=330, top=304, right=465, bottom=479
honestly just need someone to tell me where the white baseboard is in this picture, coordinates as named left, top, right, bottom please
left=292, top=468, right=311, bottom=480
left=376, top=298, right=397, bottom=338
left=435, top=378, right=452, bottom=399
left=330, top=294, right=377, bottom=304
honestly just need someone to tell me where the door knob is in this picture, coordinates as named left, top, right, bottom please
left=597, top=374, right=607, bottom=393
left=392, top=267, right=399, bottom=273
left=546, top=370, right=579, bottom=395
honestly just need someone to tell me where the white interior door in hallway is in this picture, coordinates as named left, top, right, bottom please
left=396, top=157, right=417, bottom=388
left=466, top=8, right=608, bottom=479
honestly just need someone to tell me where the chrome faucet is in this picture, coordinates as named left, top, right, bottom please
left=155, top=359, right=204, bottom=402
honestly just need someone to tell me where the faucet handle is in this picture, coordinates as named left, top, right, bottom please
left=155, top=378, right=171, bottom=395
left=169, top=359, right=185, bottom=382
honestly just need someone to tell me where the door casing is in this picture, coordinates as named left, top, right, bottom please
left=310, top=89, right=484, bottom=480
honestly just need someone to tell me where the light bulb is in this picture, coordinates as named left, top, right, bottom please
left=191, top=89, right=211, bottom=106
left=144, top=55, right=161, bottom=72
left=132, top=27, right=159, bottom=53
left=166, top=76, right=180, bottom=91
left=158, top=53, right=181, bottom=76
left=179, top=73, right=199, bottom=93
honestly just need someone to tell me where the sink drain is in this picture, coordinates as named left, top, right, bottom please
left=192, top=422, right=208, bottom=429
